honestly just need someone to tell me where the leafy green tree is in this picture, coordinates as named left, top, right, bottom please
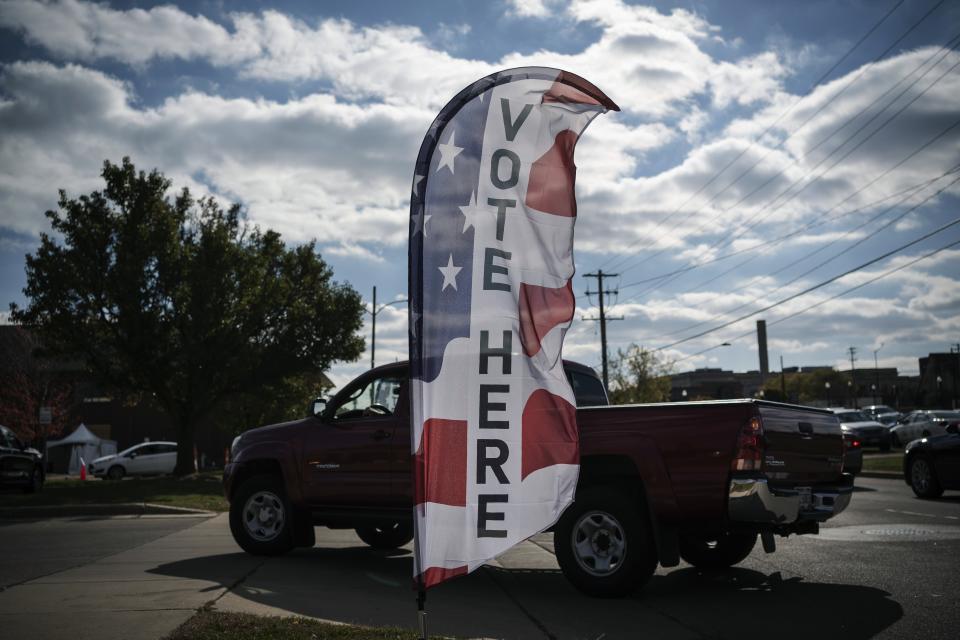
left=761, top=368, right=847, bottom=405
left=11, top=158, right=365, bottom=475
left=608, top=344, right=674, bottom=404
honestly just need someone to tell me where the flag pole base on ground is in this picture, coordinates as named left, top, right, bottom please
left=417, top=588, right=427, bottom=640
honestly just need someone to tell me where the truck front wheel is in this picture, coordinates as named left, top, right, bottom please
left=355, top=523, right=414, bottom=549
left=679, top=532, right=757, bottom=569
left=229, top=474, right=296, bottom=556
left=555, top=488, right=657, bottom=597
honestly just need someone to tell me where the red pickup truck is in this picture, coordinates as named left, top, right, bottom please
left=224, top=360, right=852, bottom=596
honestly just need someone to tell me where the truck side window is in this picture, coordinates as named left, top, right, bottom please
left=567, top=371, right=608, bottom=407
left=334, top=375, right=404, bottom=419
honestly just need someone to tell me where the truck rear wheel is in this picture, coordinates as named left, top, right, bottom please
left=679, top=532, right=757, bottom=569
left=355, top=523, right=413, bottom=549
left=554, top=488, right=657, bottom=597
left=229, top=474, right=295, bottom=556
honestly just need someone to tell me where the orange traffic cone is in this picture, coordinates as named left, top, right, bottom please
left=79, top=457, right=87, bottom=481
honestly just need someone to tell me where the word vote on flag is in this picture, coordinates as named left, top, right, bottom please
left=408, top=67, right=618, bottom=588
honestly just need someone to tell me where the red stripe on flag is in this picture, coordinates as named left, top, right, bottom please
left=544, top=71, right=620, bottom=111
left=524, top=130, right=578, bottom=217
left=415, top=418, right=467, bottom=507
left=420, top=565, right=468, bottom=588
left=518, top=280, right=574, bottom=357
left=521, top=389, right=578, bottom=480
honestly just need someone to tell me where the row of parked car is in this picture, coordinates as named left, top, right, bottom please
left=833, top=405, right=960, bottom=451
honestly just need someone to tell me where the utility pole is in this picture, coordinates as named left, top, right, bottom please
left=949, top=342, right=960, bottom=410
left=848, top=346, right=858, bottom=409
left=371, top=286, right=376, bottom=370
left=780, top=355, right=786, bottom=400
left=582, top=270, right=623, bottom=392
left=873, top=343, right=883, bottom=407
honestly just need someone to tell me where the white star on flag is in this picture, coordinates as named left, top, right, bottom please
left=436, top=131, right=463, bottom=174
left=411, top=209, right=424, bottom=235
left=458, top=191, right=484, bottom=233
left=412, top=174, right=424, bottom=199
left=438, top=254, right=462, bottom=291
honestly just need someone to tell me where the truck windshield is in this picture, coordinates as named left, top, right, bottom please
left=335, top=376, right=403, bottom=417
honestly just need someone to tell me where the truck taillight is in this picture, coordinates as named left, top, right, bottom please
left=732, top=416, right=764, bottom=471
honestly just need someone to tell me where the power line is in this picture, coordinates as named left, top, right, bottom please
left=613, top=112, right=960, bottom=309
left=601, top=0, right=943, bottom=274
left=669, top=236, right=960, bottom=363
left=611, top=168, right=954, bottom=296
left=654, top=215, right=960, bottom=351
left=598, top=0, right=914, bottom=273
left=618, top=42, right=960, bottom=301
left=649, top=166, right=960, bottom=340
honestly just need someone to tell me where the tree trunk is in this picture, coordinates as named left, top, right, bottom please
left=174, top=418, right=196, bottom=477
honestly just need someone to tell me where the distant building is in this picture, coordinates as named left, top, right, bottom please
left=919, top=352, right=960, bottom=409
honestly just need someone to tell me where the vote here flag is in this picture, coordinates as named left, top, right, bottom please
left=408, top=67, right=618, bottom=588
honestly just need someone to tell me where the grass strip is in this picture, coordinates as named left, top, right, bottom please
left=165, top=610, right=420, bottom=640
left=0, top=471, right=229, bottom=512
left=861, top=456, right=903, bottom=473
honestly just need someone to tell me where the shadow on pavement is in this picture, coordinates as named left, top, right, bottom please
left=149, top=545, right=903, bottom=640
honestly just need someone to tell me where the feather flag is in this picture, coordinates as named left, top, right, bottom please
left=408, top=67, right=618, bottom=588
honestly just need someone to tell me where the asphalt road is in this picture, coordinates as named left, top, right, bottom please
left=0, top=515, right=205, bottom=590
left=0, top=477, right=958, bottom=640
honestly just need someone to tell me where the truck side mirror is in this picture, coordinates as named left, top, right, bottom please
left=309, top=397, right=327, bottom=418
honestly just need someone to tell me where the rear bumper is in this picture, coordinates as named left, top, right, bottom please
left=728, top=475, right=854, bottom=525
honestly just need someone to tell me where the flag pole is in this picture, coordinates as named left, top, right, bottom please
left=417, top=586, right=428, bottom=640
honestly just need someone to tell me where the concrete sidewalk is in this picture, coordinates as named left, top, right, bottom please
left=0, top=513, right=906, bottom=639
left=0, top=514, right=697, bottom=639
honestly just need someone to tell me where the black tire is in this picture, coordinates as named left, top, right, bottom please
left=107, top=465, right=125, bottom=481
left=908, top=456, right=943, bottom=499
left=891, top=433, right=901, bottom=448
left=23, top=466, right=43, bottom=494
left=355, top=522, right=414, bottom=549
left=554, top=487, right=657, bottom=598
left=679, top=532, right=757, bottom=569
left=229, top=474, right=295, bottom=556
left=880, top=441, right=891, bottom=453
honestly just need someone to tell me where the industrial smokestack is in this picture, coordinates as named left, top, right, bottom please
left=757, top=320, right=769, bottom=377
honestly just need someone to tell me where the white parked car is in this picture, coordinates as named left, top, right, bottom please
left=88, top=442, right=178, bottom=480
left=891, top=411, right=960, bottom=447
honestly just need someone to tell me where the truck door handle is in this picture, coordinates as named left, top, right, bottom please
left=373, top=429, right=392, bottom=441
left=798, top=422, right=813, bottom=436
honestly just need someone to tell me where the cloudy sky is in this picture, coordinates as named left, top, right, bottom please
left=1, top=0, right=958, bottom=388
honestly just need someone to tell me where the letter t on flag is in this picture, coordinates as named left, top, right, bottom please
left=408, top=67, right=619, bottom=589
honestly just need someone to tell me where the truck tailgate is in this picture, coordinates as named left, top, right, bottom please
left=759, top=405, right=843, bottom=485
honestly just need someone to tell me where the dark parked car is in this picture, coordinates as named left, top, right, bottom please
left=0, top=424, right=44, bottom=493
left=843, top=432, right=863, bottom=475
left=903, top=424, right=960, bottom=498
left=830, top=409, right=891, bottom=451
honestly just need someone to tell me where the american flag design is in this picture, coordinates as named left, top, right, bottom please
left=408, top=67, right=618, bottom=588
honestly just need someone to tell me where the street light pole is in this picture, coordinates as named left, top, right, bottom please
left=825, top=381, right=831, bottom=407
left=367, top=286, right=408, bottom=369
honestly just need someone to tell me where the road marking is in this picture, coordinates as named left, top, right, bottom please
left=886, top=508, right=958, bottom=521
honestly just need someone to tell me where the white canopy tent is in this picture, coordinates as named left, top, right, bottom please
left=45, top=424, right=117, bottom=474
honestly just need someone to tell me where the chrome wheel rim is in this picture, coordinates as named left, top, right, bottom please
left=571, top=510, right=626, bottom=577
left=911, top=459, right=931, bottom=493
left=243, top=490, right=285, bottom=542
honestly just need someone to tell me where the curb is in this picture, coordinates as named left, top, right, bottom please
left=857, top=471, right=903, bottom=479
left=0, top=502, right=218, bottom=519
